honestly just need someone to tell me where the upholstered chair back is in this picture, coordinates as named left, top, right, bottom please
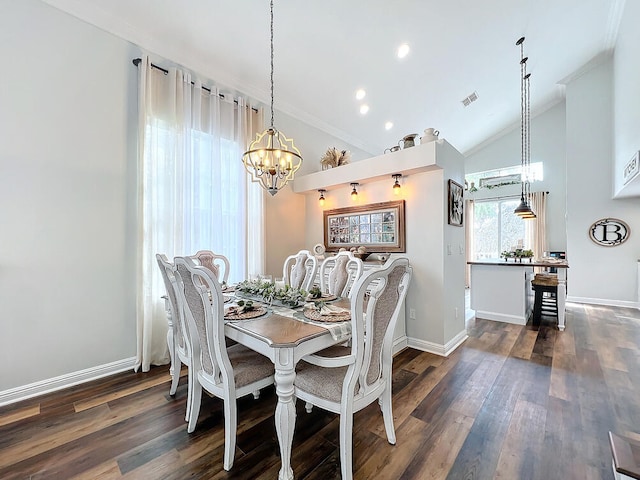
left=350, top=257, right=412, bottom=394
left=174, top=256, right=229, bottom=384
left=156, top=254, right=186, bottom=353
left=194, top=250, right=230, bottom=285
left=319, top=251, right=364, bottom=298
left=282, top=250, right=318, bottom=291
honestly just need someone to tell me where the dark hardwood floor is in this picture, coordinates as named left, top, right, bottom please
left=1, top=302, right=639, bottom=479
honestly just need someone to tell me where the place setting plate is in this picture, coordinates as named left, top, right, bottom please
left=306, top=293, right=338, bottom=302
left=224, top=305, right=268, bottom=320
left=303, top=306, right=351, bottom=323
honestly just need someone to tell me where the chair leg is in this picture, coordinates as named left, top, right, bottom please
left=380, top=385, right=396, bottom=445
left=339, top=411, right=354, bottom=480
left=184, top=365, right=193, bottom=422
left=167, top=330, right=177, bottom=395
left=223, top=398, right=238, bottom=471
left=186, top=381, right=202, bottom=434
left=169, top=357, right=181, bottom=396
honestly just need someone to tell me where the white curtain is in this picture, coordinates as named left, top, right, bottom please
left=465, top=199, right=474, bottom=287
left=135, top=55, right=264, bottom=371
left=525, top=191, right=547, bottom=258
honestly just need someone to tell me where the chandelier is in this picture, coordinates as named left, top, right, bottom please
left=242, top=0, right=303, bottom=196
left=514, top=37, right=536, bottom=219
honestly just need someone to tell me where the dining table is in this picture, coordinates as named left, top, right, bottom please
left=224, top=293, right=352, bottom=480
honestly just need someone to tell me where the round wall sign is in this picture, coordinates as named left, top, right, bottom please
left=588, top=218, right=630, bottom=247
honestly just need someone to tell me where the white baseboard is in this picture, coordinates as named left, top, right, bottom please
left=567, top=296, right=640, bottom=310
left=407, top=329, right=468, bottom=357
left=0, top=357, right=137, bottom=407
left=474, top=310, right=527, bottom=325
left=392, top=335, right=409, bottom=355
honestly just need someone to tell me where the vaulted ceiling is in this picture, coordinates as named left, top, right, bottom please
left=42, top=0, right=625, bottom=156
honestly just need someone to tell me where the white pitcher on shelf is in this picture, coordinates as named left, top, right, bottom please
left=420, top=128, right=440, bottom=144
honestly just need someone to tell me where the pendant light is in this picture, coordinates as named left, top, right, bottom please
left=514, top=37, right=536, bottom=219
left=242, top=0, right=303, bottom=196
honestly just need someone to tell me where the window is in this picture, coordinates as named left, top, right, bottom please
left=472, top=198, right=527, bottom=259
left=466, top=162, right=543, bottom=191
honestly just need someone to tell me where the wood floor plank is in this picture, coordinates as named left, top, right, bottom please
left=74, top=370, right=177, bottom=412
left=68, top=460, right=122, bottom=480
left=399, top=409, right=474, bottom=480
left=494, top=399, right=547, bottom=480
left=0, top=302, right=638, bottom=480
left=0, top=403, right=40, bottom=427
left=356, top=415, right=430, bottom=479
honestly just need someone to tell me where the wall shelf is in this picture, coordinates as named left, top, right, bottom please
left=292, top=140, right=446, bottom=193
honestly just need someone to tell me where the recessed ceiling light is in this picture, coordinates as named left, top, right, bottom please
left=397, top=43, right=410, bottom=59
left=385, top=121, right=393, bottom=130
left=359, top=104, right=370, bottom=115
left=355, top=89, right=366, bottom=100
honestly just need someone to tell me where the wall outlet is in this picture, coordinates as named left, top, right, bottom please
left=447, top=244, right=452, bottom=255
left=455, top=307, right=459, bottom=319
left=409, top=308, right=416, bottom=319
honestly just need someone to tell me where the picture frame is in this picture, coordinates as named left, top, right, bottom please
left=323, top=200, right=405, bottom=253
left=448, top=179, right=464, bottom=227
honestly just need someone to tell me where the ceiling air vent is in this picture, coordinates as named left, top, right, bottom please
left=461, top=91, right=479, bottom=107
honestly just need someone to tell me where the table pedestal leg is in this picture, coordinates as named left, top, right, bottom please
left=275, top=349, right=296, bottom=480
left=557, top=270, right=567, bottom=331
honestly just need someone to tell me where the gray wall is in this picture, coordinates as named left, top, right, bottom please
left=565, top=58, right=640, bottom=306
left=0, top=0, right=138, bottom=391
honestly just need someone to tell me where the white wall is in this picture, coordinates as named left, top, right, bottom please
left=262, top=110, right=369, bottom=278
left=613, top=0, right=640, bottom=197
left=565, top=58, right=640, bottom=306
left=0, top=1, right=138, bottom=391
left=296, top=141, right=467, bottom=351
left=465, top=102, right=567, bottom=252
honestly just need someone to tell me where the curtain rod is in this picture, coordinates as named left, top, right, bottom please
left=132, top=58, right=258, bottom=113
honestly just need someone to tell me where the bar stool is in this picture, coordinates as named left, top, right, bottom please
left=609, top=431, right=640, bottom=479
left=531, top=273, right=558, bottom=326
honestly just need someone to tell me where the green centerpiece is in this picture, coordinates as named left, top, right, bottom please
left=236, top=279, right=308, bottom=307
left=501, top=248, right=534, bottom=262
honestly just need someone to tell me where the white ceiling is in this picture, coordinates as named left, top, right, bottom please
left=42, top=0, right=625, bottom=156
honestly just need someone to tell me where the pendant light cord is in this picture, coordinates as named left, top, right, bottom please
left=270, top=0, right=275, bottom=129
left=519, top=38, right=526, bottom=200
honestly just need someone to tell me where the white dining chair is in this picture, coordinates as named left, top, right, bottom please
left=156, top=254, right=193, bottom=420
left=173, top=256, right=274, bottom=471
left=282, top=249, right=318, bottom=291
left=194, top=250, right=230, bottom=285
left=294, top=257, right=412, bottom=480
left=318, top=251, right=364, bottom=299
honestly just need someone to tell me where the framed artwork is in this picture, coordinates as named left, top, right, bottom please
left=448, top=179, right=464, bottom=227
left=323, top=200, right=405, bottom=252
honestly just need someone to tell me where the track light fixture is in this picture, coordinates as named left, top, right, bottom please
left=318, top=189, right=326, bottom=207
left=350, top=183, right=359, bottom=201
left=392, top=174, right=402, bottom=195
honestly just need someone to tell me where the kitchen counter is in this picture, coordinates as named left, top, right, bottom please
left=467, top=259, right=568, bottom=330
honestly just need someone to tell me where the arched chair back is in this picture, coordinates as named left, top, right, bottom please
left=156, top=253, right=193, bottom=415
left=194, top=250, right=230, bottom=285
left=282, top=249, right=318, bottom=292
left=318, top=251, right=364, bottom=299
left=294, top=257, right=412, bottom=480
left=173, top=256, right=274, bottom=471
